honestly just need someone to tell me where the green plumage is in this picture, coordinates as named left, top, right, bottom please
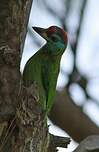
left=23, top=26, right=67, bottom=113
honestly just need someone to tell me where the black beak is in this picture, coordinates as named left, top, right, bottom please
left=32, top=27, right=48, bottom=40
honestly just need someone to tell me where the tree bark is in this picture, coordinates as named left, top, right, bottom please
left=0, top=0, right=50, bottom=151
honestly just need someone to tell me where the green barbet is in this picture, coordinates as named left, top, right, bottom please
left=23, top=26, right=68, bottom=113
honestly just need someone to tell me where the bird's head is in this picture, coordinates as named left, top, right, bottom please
left=32, top=26, right=68, bottom=54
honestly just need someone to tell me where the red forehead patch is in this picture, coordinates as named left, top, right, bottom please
left=47, top=26, right=56, bottom=34
left=47, top=26, right=68, bottom=44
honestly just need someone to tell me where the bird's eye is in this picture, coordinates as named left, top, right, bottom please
left=51, top=35, right=57, bottom=42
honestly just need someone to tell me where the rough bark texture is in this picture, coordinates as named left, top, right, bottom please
left=12, top=84, right=50, bottom=152
left=0, top=0, right=50, bottom=151
left=0, top=0, right=31, bottom=122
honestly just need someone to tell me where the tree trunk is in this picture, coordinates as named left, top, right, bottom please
left=0, top=0, right=50, bottom=151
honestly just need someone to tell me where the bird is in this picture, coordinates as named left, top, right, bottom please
left=23, top=26, right=68, bottom=114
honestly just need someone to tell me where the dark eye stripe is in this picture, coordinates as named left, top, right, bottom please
left=51, top=35, right=58, bottom=42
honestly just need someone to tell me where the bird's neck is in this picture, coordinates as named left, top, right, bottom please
left=42, top=41, right=66, bottom=56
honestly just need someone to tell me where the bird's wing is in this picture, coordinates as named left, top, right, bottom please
left=41, top=55, right=50, bottom=108
left=23, top=50, right=42, bottom=86
left=23, top=50, right=47, bottom=110
left=41, top=55, right=60, bottom=112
